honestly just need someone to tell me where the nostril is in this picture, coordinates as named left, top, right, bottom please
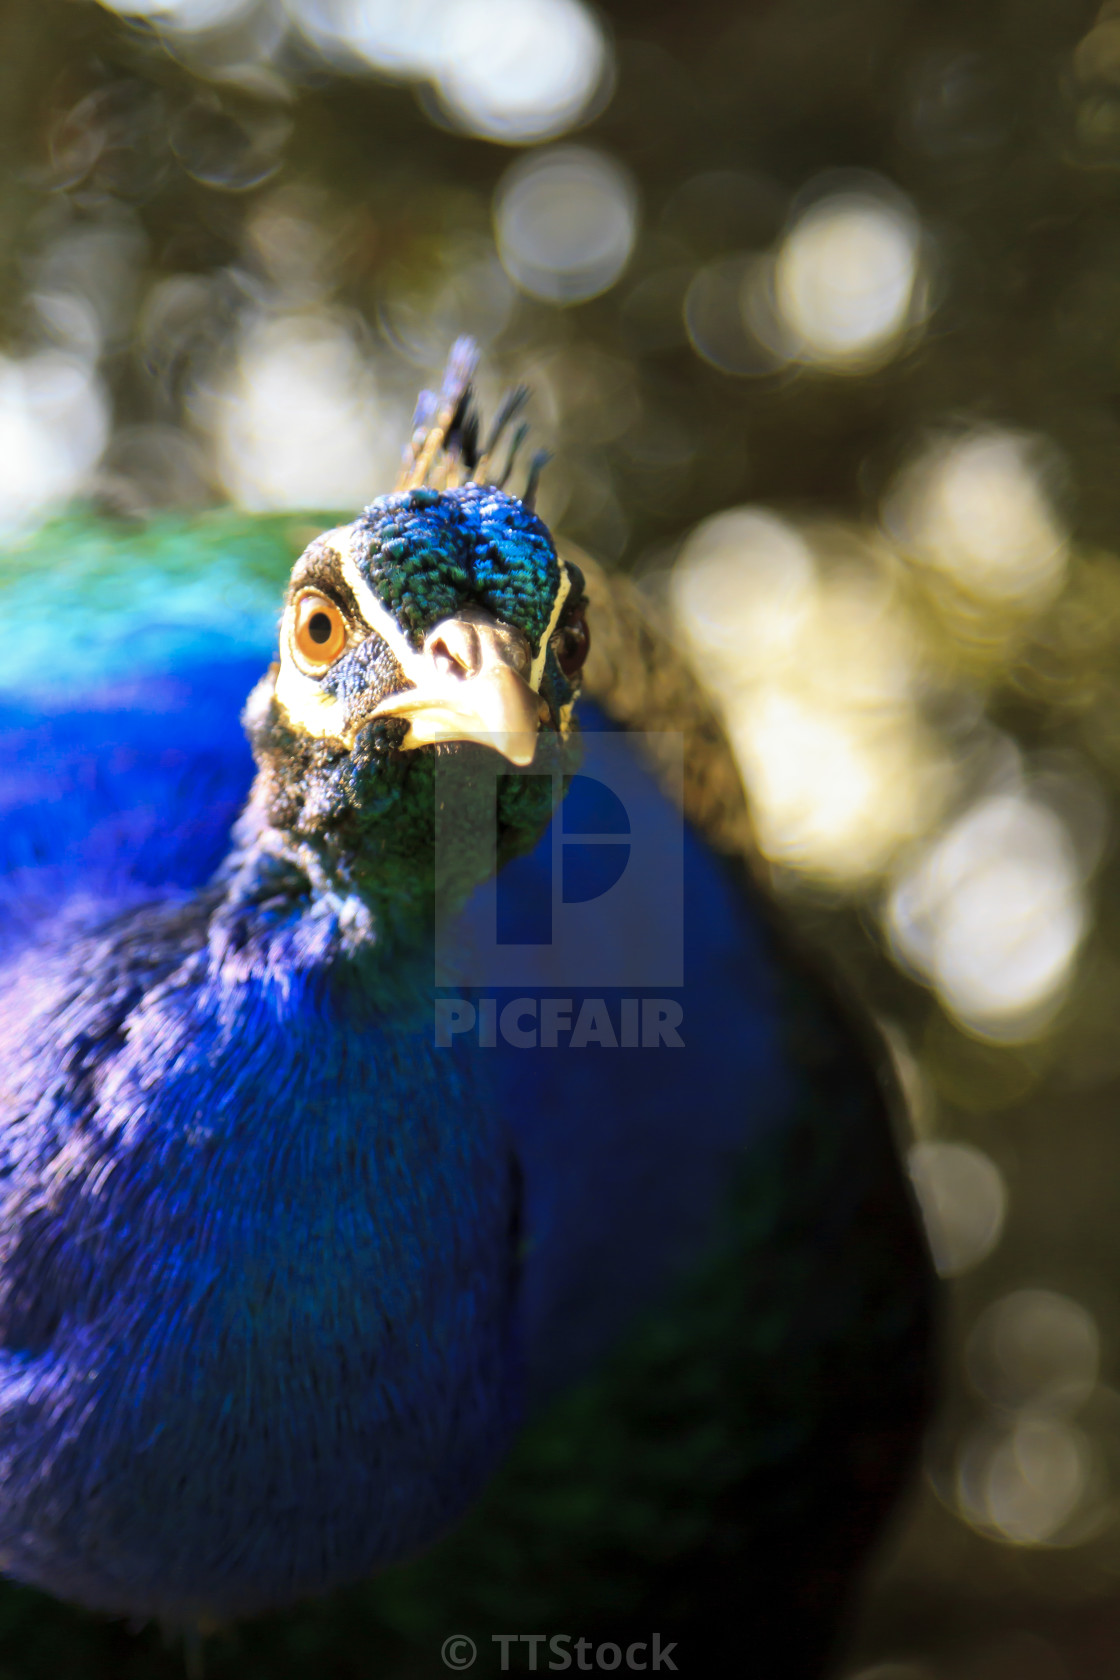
left=429, top=637, right=474, bottom=680
left=424, top=614, right=488, bottom=678
left=424, top=614, right=532, bottom=681
left=435, top=618, right=486, bottom=676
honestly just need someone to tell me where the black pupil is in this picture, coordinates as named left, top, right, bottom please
left=308, top=610, right=333, bottom=645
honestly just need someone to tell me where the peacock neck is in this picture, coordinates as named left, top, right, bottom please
left=207, top=782, right=441, bottom=1013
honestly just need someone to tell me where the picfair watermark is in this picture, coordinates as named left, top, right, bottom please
left=434, top=996, right=684, bottom=1049
left=436, top=731, right=684, bottom=990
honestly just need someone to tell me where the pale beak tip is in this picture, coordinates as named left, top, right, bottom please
left=499, top=734, right=539, bottom=768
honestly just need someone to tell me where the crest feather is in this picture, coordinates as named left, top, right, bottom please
left=395, top=337, right=545, bottom=504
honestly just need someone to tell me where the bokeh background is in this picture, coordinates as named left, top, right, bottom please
left=3, top=0, right=1120, bottom=1674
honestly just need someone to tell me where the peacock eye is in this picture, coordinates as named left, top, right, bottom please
left=292, top=591, right=348, bottom=671
left=553, top=607, right=590, bottom=679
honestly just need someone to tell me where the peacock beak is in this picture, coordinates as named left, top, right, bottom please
left=370, top=607, right=549, bottom=767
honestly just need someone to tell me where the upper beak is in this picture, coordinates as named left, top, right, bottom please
left=370, top=608, right=548, bottom=768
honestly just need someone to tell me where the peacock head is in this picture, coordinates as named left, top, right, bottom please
left=241, top=342, right=589, bottom=946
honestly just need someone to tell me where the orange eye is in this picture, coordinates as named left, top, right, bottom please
left=292, top=591, right=347, bottom=670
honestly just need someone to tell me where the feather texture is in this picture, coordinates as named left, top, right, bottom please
left=0, top=502, right=934, bottom=1674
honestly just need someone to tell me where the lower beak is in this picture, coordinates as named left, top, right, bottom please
left=370, top=611, right=548, bottom=768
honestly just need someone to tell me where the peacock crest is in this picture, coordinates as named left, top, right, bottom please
left=395, top=336, right=548, bottom=507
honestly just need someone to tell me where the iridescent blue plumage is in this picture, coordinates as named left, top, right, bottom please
left=358, top=486, right=561, bottom=650
left=0, top=494, right=547, bottom=1620
left=0, top=359, right=934, bottom=1674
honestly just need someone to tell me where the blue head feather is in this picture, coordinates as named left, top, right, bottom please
left=356, top=484, right=561, bottom=653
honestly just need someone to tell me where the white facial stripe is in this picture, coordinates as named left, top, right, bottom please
left=337, top=528, right=430, bottom=683
left=274, top=654, right=352, bottom=744
left=530, top=556, right=572, bottom=691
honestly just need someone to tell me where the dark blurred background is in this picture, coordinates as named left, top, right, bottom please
left=4, top=0, right=1120, bottom=1675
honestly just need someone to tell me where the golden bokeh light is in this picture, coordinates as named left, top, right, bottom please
left=728, top=689, right=943, bottom=882
left=494, top=146, right=639, bottom=305
left=0, top=352, right=108, bottom=537
left=292, top=0, right=609, bottom=142
left=429, top=0, right=610, bottom=143
left=886, top=788, right=1089, bottom=1040
left=956, top=1417, right=1095, bottom=1546
left=908, top=1140, right=1007, bottom=1278
left=671, top=508, right=950, bottom=881
left=669, top=508, right=818, bottom=676
left=772, top=180, right=925, bottom=371
left=196, top=311, right=405, bottom=511
left=885, top=430, right=1070, bottom=615
left=100, top=0, right=611, bottom=145
left=967, top=1290, right=1100, bottom=1416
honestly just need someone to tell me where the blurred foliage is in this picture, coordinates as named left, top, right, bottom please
left=6, top=0, right=1120, bottom=1676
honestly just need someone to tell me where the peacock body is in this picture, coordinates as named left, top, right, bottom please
left=0, top=349, right=934, bottom=1676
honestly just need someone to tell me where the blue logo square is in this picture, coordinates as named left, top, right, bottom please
left=435, top=731, right=684, bottom=988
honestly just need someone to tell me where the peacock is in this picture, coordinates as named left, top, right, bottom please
left=0, top=342, right=934, bottom=1679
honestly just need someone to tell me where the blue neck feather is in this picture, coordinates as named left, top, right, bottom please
left=0, top=831, right=523, bottom=1621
